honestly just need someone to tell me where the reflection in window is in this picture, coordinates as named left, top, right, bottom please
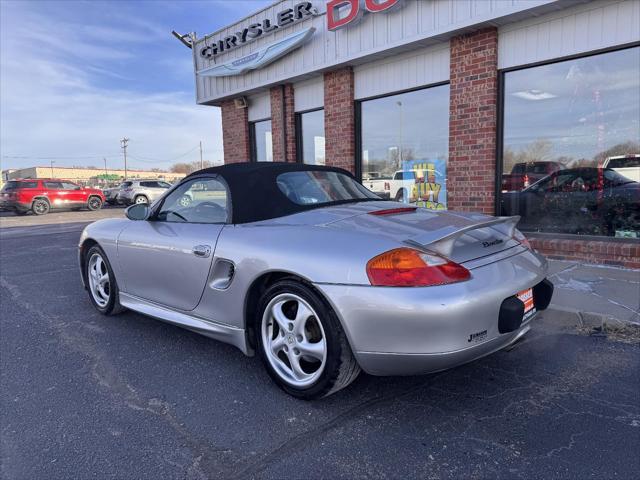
left=360, top=85, right=449, bottom=210
left=298, top=110, right=325, bottom=165
left=158, top=177, right=228, bottom=224
left=251, top=120, right=273, bottom=162
left=499, top=47, right=640, bottom=238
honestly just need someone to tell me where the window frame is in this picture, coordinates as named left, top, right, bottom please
left=295, top=107, right=325, bottom=165
left=148, top=174, right=232, bottom=225
left=495, top=42, right=640, bottom=242
left=355, top=81, right=450, bottom=183
left=249, top=118, right=272, bottom=163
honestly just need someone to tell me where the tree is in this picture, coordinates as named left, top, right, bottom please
left=170, top=161, right=216, bottom=174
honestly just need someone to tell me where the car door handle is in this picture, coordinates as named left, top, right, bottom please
left=192, top=245, right=211, bottom=258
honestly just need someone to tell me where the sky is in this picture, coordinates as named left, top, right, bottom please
left=0, top=0, right=271, bottom=172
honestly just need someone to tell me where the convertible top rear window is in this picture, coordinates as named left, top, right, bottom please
left=277, top=171, right=379, bottom=206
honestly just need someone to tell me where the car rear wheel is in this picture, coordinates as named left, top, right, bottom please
left=134, top=195, right=148, bottom=205
left=87, top=196, right=103, bottom=211
left=395, top=188, right=407, bottom=203
left=85, top=245, right=125, bottom=315
left=257, top=280, right=361, bottom=399
left=32, top=198, right=50, bottom=215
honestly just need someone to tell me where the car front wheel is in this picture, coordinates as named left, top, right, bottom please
left=256, top=280, right=360, bottom=399
left=134, top=195, right=148, bottom=205
left=85, top=245, right=125, bottom=315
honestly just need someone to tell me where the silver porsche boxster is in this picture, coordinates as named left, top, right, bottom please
left=79, top=163, right=553, bottom=399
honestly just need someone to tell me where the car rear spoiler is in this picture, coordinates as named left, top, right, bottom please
left=404, top=216, right=521, bottom=258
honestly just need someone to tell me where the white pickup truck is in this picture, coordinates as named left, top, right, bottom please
left=603, top=155, right=640, bottom=182
left=364, top=170, right=417, bottom=201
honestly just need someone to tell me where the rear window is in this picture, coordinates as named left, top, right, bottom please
left=2, top=181, right=38, bottom=191
left=277, top=171, right=380, bottom=206
left=607, top=157, right=640, bottom=168
left=121, top=181, right=133, bottom=188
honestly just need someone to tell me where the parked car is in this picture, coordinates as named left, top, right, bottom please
left=117, top=179, right=172, bottom=205
left=501, top=161, right=565, bottom=192
left=103, top=183, right=127, bottom=205
left=79, top=163, right=553, bottom=399
left=366, top=170, right=417, bottom=201
left=501, top=167, right=639, bottom=237
left=0, top=179, right=105, bottom=215
left=603, top=154, right=640, bottom=182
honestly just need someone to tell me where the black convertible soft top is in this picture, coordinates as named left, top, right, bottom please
left=184, top=162, right=380, bottom=224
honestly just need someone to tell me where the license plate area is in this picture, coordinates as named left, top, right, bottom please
left=517, top=288, right=537, bottom=323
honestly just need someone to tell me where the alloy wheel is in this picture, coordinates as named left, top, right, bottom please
left=89, top=197, right=102, bottom=210
left=88, top=253, right=111, bottom=308
left=261, top=293, right=327, bottom=387
left=135, top=196, right=148, bottom=204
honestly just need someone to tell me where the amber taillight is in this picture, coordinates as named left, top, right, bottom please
left=366, top=248, right=471, bottom=287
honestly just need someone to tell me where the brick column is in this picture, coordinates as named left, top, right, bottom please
left=324, top=67, right=355, bottom=174
left=448, top=28, right=498, bottom=214
left=221, top=99, right=250, bottom=164
left=270, top=85, right=297, bottom=162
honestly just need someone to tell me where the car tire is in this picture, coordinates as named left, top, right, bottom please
left=256, top=279, right=361, bottom=399
left=395, top=188, right=407, bottom=203
left=85, top=245, right=125, bottom=315
left=134, top=195, right=148, bottom=205
left=32, top=198, right=50, bottom=215
left=87, top=196, right=103, bottom=211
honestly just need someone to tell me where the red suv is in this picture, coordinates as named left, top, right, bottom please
left=0, top=179, right=105, bottom=215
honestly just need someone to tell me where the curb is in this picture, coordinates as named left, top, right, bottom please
left=545, top=304, right=640, bottom=330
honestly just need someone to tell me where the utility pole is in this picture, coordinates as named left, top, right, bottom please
left=103, top=158, right=108, bottom=177
left=199, top=141, right=204, bottom=170
left=120, top=138, right=129, bottom=180
left=50, top=160, right=55, bottom=178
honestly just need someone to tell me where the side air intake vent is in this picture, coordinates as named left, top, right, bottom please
left=210, top=259, right=235, bottom=290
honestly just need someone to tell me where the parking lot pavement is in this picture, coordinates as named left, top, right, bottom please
left=1, top=222, right=639, bottom=480
left=0, top=206, right=125, bottom=229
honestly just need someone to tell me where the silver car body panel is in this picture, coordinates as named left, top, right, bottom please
left=79, top=199, right=549, bottom=375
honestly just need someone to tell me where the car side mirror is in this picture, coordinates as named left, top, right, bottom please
left=126, top=203, right=149, bottom=221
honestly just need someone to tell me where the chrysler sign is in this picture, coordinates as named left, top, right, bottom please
left=200, top=2, right=318, bottom=59
left=200, top=0, right=404, bottom=59
left=198, top=28, right=316, bottom=77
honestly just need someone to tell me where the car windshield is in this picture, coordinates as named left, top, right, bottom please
left=277, top=171, right=381, bottom=206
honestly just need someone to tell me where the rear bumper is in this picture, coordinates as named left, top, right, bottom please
left=0, top=200, right=31, bottom=212
left=315, top=249, right=550, bottom=376
left=357, top=325, right=531, bottom=376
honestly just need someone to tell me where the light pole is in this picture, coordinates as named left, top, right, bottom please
left=50, top=160, right=55, bottom=178
left=103, top=158, right=108, bottom=177
left=199, top=141, right=204, bottom=170
left=120, top=138, right=129, bottom=180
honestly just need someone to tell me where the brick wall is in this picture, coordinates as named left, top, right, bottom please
left=529, top=237, right=640, bottom=269
left=270, top=85, right=297, bottom=162
left=448, top=27, right=498, bottom=214
left=221, top=99, right=250, bottom=164
left=324, top=67, right=355, bottom=174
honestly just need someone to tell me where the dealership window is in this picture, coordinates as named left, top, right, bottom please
left=359, top=84, right=450, bottom=209
left=250, top=119, right=273, bottom=162
left=297, top=109, right=325, bottom=165
left=499, top=46, right=640, bottom=239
